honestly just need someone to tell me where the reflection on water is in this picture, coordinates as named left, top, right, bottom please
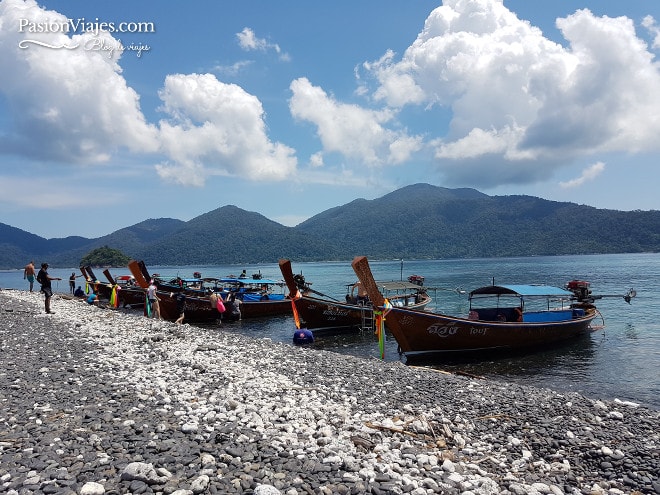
left=622, top=322, right=639, bottom=339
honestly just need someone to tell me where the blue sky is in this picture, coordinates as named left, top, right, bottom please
left=1, top=0, right=659, bottom=239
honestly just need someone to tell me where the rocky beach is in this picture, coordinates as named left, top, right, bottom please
left=0, top=289, right=658, bottom=495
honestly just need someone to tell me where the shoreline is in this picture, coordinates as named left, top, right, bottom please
left=1, top=290, right=658, bottom=495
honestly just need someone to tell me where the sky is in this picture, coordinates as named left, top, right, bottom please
left=1, top=0, right=659, bottom=239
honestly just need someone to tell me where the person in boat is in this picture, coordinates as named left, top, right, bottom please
left=239, top=269, right=247, bottom=279
left=355, top=282, right=369, bottom=305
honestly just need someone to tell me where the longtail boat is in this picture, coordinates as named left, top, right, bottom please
left=351, top=256, right=635, bottom=361
left=80, top=266, right=113, bottom=300
left=128, top=260, right=292, bottom=323
left=102, top=269, right=144, bottom=308
left=128, top=260, right=221, bottom=322
left=201, top=276, right=291, bottom=318
left=279, top=259, right=432, bottom=335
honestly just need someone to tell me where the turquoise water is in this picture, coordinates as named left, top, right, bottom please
left=2, top=253, right=658, bottom=409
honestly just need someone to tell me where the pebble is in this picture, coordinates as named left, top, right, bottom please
left=0, top=289, right=658, bottom=494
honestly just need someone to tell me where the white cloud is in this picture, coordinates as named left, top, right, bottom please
left=642, top=16, right=660, bottom=49
left=0, top=1, right=297, bottom=189
left=236, top=27, right=289, bottom=61
left=309, top=152, right=324, bottom=168
left=559, top=161, right=605, bottom=189
left=212, top=60, right=253, bottom=77
left=0, top=174, right=124, bottom=209
left=0, top=0, right=159, bottom=164
left=238, top=27, right=274, bottom=52
left=155, top=73, right=297, bottom=186
left=525, top=10, right=660, bottom=155
left=362, top=0, right=660, bottom=187
left=289, top=77, right=422, bottom=166
left=434, top=125, right=534, bottom=160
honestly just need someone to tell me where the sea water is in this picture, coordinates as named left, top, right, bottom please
left=2, top=253, right=658, bottom=409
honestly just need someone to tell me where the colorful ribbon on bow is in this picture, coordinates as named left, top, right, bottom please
left=290, top=289, right=302, bottom=329
left=109, top=285, right=119, bottom=308
left=374, top=298, right=392, bottom=360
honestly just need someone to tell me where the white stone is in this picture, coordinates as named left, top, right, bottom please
left=181, top=422, right=199, bottom=433
left=601, top=446, right=614, bottom=456
left=442, top=459, right=456, bottom=473
left=608, top=411, right=624, bottom=420
left=254, top=485, right=282, bottom=495
left=80, top=481, right=105, bottom=495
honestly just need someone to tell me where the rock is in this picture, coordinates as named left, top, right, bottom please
left=120, top=462, right=168, bottom=484
left=80, top=482, right=105, bottom=495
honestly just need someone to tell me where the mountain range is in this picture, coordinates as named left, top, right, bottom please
left=1, top=183, right=658, bottom=269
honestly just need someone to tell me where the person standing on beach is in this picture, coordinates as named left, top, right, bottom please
left=36, top=263, right=61, bottom=314
left=174, top=292, right=186, bottom=324
left=147, top=279, right=161, bottom=319
left=24, top=261, right=36, bottom=292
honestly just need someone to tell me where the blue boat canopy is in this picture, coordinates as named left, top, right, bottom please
left=470, top=284, right=574, bottom=298
left=213, top=277, right=282, bottom=285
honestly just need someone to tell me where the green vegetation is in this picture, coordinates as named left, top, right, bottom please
left=79, top=246, right=131, bottom=267
left=1, top=184, right=658, bottom=268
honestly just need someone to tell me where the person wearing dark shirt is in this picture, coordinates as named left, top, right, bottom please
left=36, top=263, right=61, bottom=314
left=224, top=293, right=242, bottom=321
left=69, top=272, right=79, bottom=294
left=174, top=292, right=186, bottom=324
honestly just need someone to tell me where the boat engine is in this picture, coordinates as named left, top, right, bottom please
left=566, top=280, right=592, bottom=302
left=293, top=273, right=309, bottom=291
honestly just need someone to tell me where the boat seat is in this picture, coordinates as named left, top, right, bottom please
left=471, top=307, right=519, bottom=322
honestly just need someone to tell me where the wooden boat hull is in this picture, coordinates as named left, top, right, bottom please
left=152, top=290, right=292, bottom=323
left=292, top=294, right=431, bottom=335
left=380, top=303, right=597, bottom=359
left=117, top=287, right=147, bottom=308
left=240, top=298, right=292, bottom=318
left=292, top=295, right=373, bottom=334
left=351, top=255, right=600, bottom=360
left=128, top=260, right=291, bottom=323
left=85, top=280, right=113, bottom=299
left=156, top=292, right=221, bottom=323
left=278, top=258, right=431, bottom=335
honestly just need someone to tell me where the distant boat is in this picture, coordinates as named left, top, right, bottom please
left=351, top=256, right=634, bottom=361
left=128, top=260, right=291, bottom=322
left=279, top=259, right=432, bottom=336
left=102, top=269, right=144, bottom=308
left=200, top=275, right=292, bottom=318
left=80, top=266, right=113, bottom=300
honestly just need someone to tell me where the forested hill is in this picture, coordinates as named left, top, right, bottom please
left=295, top=184, right=660, bottom=259
left=1, top=184, right=658, bottom=268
